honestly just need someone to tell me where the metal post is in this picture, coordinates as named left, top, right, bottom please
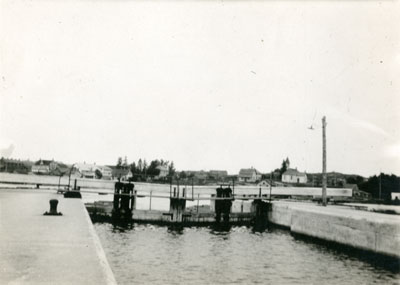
left=322, top=116, right=327, bottom=206
left=149, top=191, right=152, bottom=210
left=379, top=172, right=382, bottom=200
left=58, top=175, right=62, bottom=191
left=192, top=178, right=194, bottom=200
left=197, top=194, right=200, bottom=214
left=170, top=177, right=172, bottom=198
left=269, top=171, right=272, bottom=203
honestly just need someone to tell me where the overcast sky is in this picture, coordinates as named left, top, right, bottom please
left=1, top=1, right=399, bottom=177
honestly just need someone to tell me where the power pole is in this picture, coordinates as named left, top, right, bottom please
left=322, top=116, right=327, bottom=206
left=379, top=172, right=382, bottom=200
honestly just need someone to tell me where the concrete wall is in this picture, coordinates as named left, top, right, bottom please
left=269, top=202, right=400, bottom=258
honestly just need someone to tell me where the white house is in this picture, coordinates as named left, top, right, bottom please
left=156, top=165, right=169, bottom=179
left=97, top=165, right=113, bottom=180
left=75, top=163, right=97, bottom=179
left=282, top=168, right=307, bottom=184
left=238, top=168, right=262, bottom=183
left=32, top=159, right=58, bottom=175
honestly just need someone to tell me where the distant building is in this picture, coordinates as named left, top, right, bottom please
left=257, top=180, right=271, bottom=187
left=97, top=165, right=112, bottom=180
left=282, top=168, right=307, bottom=184
left=392, top=192, right=400, bottom=201
left=75, top=163, right=97, bottom=179
left=346, top=184, right=371, bottom=200
left=238, top=168, right=262, bottom=183
left=32, top=159, right=58, bottom=175
left=112, top=168, right=131, bottom=181
left=156, top=165, right=169, bottom=179
left=208, top=170, right=228, bottom=180
left=0, top=158, right=33, bottom=174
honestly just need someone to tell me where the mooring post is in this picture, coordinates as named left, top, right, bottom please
left=44, top=199, right=62, bottom=216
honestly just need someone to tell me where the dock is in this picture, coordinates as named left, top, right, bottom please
left=269, top=201, right=400, bottom=259
left=0, top=189, right=117, bottom=284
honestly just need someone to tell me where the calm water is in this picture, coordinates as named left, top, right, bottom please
left=94, top=223, right=400, bottom=285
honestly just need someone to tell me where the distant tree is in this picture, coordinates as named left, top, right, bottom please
left=180, top=171, right=187, bottom=179
left=168, top=161, right=176, bottom=177
left=95, top=169, right=103, bottom=179
left=346, top=175, right=364, bottom=186
left=147, top=160, right=161, bottom=177
left=137, top=159, right=143, bottom=173
left=285, top=157, right=290, bottom=169
left=117, top=157, right=123, bottom=168
left=359, top=173, right=400, bottom=201
left=123, top=156, right=128, bottom=169
left=130, top=162, right=137, bottom=175
left=143, top=159, right=148, bottom=177
left=279, top=157, right=290, bottom=178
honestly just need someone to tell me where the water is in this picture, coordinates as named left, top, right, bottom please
left=94, top=223, right=400, bottom=284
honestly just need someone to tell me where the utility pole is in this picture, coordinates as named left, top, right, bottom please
left=379, top=172, right=382, bottom=200
left=322, top=116, right=327, bottom=206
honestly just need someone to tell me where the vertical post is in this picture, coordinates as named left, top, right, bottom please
left=197, top=194, right=200, bottom=214
left=322, top=116, right=327, bottom=206
left=259, top=187, right=261, bottom=198
left=170, top=177, right=172, bottom=198
left=192, top=178, right=194, bottom=200
left=58, top=175, right=62, bottom=191
left=232, top=178, right=235, bottom=197
left=379, top=172, right=382, bottom=200
left=149, top=191, right=152, bottom=210
left=269, top=171, right=272, bottom=203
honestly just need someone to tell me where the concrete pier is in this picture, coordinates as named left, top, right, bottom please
left=0, top=189, right=116, bottom=284
left=269, top=201, right=400, bottom=258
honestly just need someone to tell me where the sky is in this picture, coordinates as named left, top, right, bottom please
left=1, top=1, right=399, bottom=177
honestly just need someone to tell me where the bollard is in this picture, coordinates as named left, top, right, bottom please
left=44, top=199, right=62, bottom=216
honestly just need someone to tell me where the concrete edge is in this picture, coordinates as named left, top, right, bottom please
left=269, top=202, right=400, bottom=259
left=81, top=202, right=118, bottom=285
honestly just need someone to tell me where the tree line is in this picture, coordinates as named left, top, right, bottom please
left=116, top=156, right=176, bottom=179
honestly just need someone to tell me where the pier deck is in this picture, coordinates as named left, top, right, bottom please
left=0, top=189, right=116, bottom=285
